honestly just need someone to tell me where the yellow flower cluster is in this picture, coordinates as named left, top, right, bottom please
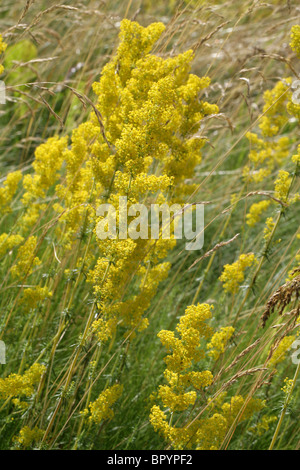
left=260, top=80, right=291, bottom=137
left=274, top=170, right=299, bottom=204
left=242, top=22, right=300, bottom=200
left=286, top=233, right=300, bottom=280
left=22, top=136, right=69, bottom=227
left=219, top=253, right=257, bottom=294
left=0, top=34, right=7, bottom=74
left=246, top=200, right=271, bottom=227
left=290, top=25, right=300, bottom=57
left=0, top=171, right=22, bottom=213
left=10, top=236, right=41, bottom=279
left=91, top=317, right=118, bottom=343
left=207, top=326, right=235, bottom=361
left=83, top=383, right=123, bottom=424
left=19, top=286, right=52, bottom=309
left=195, top=394, right=264, bottom=450
left=246, top=152, right=299, bottom=231
left=0, top=363, right=45, bottom=400
left=14, top=426, right=44, bottom=448
left=22, top=136, right=68, bottom=205
left=263, top=217, right=275, bottom=241
left=244, top=130, right=290, bottom=183
left=158, top=303, right=214, bottom=373
left=274, top=170, right=291, bottom=202
left=11, top=398, right=29, bottom=410
left=150, top=303, right=214, bottom=445
left=150, top=384, right=265, bottom=449
left=149, top=303, right=263, bottom=449
left=268, top=336, right=295, bottom=368
left=0, top=233, right=24, bottom=257
left=292, top=144, right=300, bottom=164
left=0, top=34, right=7, bottom=54
left=281, top=377, right=294, bottom=396
left=243, top=59, right=300, bottom=184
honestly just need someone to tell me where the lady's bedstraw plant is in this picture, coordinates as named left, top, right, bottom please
left=150, top=303, right=266, bottom=450
left=17, top=19, right=218, bottom=342
left=0, top=20, right=218, bottom=446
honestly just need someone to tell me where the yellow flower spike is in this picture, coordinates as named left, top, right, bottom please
left=0, top=233, right=24, bottom=257
left=0, top=363, right=45, bottom=400
left=274, top=170, right=292, bottom=204
left=292, top=145, right=300, bottom=164
left=14, top=426, right=44, bottom=449
left=268, top=336, right=296, bottom=368
left=263, top=217, right=275, bottom=241
left=10, top=236, right=41, bottom=279
left=19, top=286, right=52, bottom=309
left=151, top=298, right=269, bottom=450
left=281, top=377, right=294, bottom=396
left=85, top=384, right=123, bottom=424
left=0, top=171, right=22, bottom=213
left=219, top=253, right=257, bottom=294
left=0, top=34, right=7, bottom=74
left=207, top=326, right=235, bottom=361
left=0, top=35, right=7, bottom=54
left=246, top=200, right=271, bottom=227
left=22, top=136, right=68, bottom=208
left=149, top=405, right=170, bottom=439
